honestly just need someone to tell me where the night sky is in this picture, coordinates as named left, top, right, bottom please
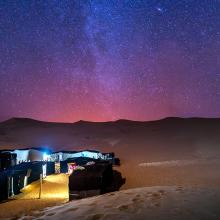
left=0, top=0, right=220, bottom=122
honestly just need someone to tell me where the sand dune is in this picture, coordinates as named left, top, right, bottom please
left=1, top=117, right=220, bottom=189
left=19, top=186, right=220, bottom=220
left=1, top=117, right=220, bottom=219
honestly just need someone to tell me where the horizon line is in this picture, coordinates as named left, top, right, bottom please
left=1, top=116, right=220, bottom=124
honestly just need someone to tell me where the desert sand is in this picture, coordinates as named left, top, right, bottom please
left=0, top=117, right=220, bottom=219
left=20, top=186, right=220, bottom=220
left=0, top=174, right=69, bottom=219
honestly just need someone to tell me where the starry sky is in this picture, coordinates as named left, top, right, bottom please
left=0, top=0, right=220, bottom=122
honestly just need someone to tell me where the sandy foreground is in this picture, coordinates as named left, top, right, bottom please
left=1, top=167, right=220, bottom=220
left=16, top=186, right=220, bottom=220
left=1, top=118, right=220, bottom=219
left=1, top=160, right=220, bottom=219
left=0, top=174, right=69, bottom=219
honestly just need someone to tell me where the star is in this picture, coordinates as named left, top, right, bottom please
left=0, top=0, right=219, bottom=122
left=156, top=7, right=164, bottom=13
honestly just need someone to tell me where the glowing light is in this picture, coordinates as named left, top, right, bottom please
left=43, top=153, right=49, bottom=161
left=156, top=7, right=164, bottom=12
left=23, top=184, right=31, bottom=190
left=42, top=164, right=47, bottom=178
left=23, top=176, right=28, bottom=188
left=68, top=162, right=76, bottom=174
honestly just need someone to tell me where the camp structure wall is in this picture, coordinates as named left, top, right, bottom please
left=0, top=161, right=55, bottom=202
left=0, top=152, right=17, bottom=171
left=0, top=171, right=9, bottom=202
left=9, top=162, right=55, bottom=195
left=14, top=149, right=45, bottom=163
left=60, top=157, right=99, bottom=173
left=69, top=162, right=113, bottom=193
left=46, top=162, right=55, bottom=175
left=60, top=160, right=68, bottom=173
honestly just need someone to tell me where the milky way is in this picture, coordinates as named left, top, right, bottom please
left=0, top=0, right=220, bottom=122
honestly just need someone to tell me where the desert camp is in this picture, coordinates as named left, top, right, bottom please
left=0, top=146, right=122, bottom=203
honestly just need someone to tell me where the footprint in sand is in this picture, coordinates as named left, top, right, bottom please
left=67, top=207, right=79, bottom=212
left=151, top=192, right=162, bottom=199
left=118, top=203, right=141, bottom=214
left=158, top=190, right=166, bottom=195
left=153, top=202, right=160, bottom=207
left=86, top=213, right=104, bottom=220
left=103, top=213, right=120, bottom=219
left=132, top=197, right=140, bottom=202
left=150, top=191, right=165, bottom=208
left=46, top=212, right=56, bottom=216
left=145, top=192, right=153, bottom=197
left=23, top=214, right=43, bottom=220
left=10, top=217, right=20, bottom=220
left=132, top=194, right=144, bottom=203
left=59, top=207, right=78, bottom=215
left=118, top=204, right=130, bottom=212
left=176, top=186, right=184, bottom=192
left=88, top=202, right=97, bottom=206
left=104, top=204, right=113, bottom=208
left=107, top=193, right=115, bottom=196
